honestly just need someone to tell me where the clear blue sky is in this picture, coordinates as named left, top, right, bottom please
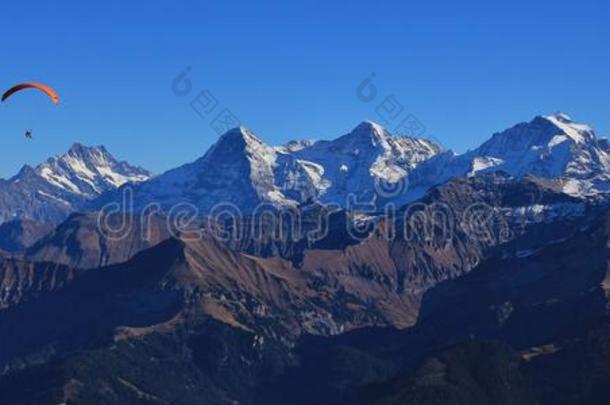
left=1, top=0, right=608, bottom=176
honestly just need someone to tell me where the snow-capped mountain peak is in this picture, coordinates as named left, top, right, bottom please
left=409, top=112, right=610, bottom=199
left=327, top=121, right=409, bottom=154
left=466, top=113, right=603, bottom=175
left=345, top=120, right=390, bottom=146
left=204, top=127, right=276, bottom=165
left=274, top=121, right=441, bottom=203
left=212, top=126, right=263, bottom=148
left=542, top=112, right=596, bottom=145
left=0, top=143, right=152, bottom=225
left=124, top=126, right=293, bottom=212
left=33, top=143, right=151, bottom=197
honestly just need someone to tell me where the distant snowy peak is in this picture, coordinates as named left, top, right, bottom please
left=543, top=112, right=597, bottom=144
left=410, top=112, right=610, bottom=199
left=0, top=143, right=152, bottom=225
left=326, top=120, right=438, bottom=155
left=205, top=127, right=265, bottom=154
left=278, top=121, right=442, bottom=203
left=127, top=127, right=293, bottom=211
left=474, top=112, right=607, bottom=178
left=205, top=126, right=278, bottom=166
left=291, top=120, right=440, bottom=172
left=205, top=127, right=289, bottom=205
left=337, top=120, right=391, bottom=146
left=478, top=112, right=597, bottom=157
left=32, top=143, right=152, bottom=198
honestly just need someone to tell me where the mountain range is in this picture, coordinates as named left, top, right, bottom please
left=1, top=112, right=610, bottom=404
left=1, top=112, right=607, bottom=227
left=98, top=113, right=610, bottom=213
left=94, top=121, right=441, bottom=214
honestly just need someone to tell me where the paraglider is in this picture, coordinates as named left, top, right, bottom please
left=1, top=82, right=60, bottom=105
left=2, top=82, right=59, bottom=141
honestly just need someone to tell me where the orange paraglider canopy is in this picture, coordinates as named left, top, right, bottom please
left=1, top=83, right=60, bottom=105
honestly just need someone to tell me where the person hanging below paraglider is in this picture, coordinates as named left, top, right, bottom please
left=24, top=129, right=32, bottom=140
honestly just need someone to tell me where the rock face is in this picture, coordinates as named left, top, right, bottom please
left=415, top=210, right=610, bottom=349
left=0, top=257, right=79, bottom=309
left=348, top=210, right=610, bottom=405
left=25, top=212, right=170, bottom=269
left=0, top=235, right=384, bottom=369
left=0, top=143, right=151, bottom=225
left=0, top=218, right=54, bottom=252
